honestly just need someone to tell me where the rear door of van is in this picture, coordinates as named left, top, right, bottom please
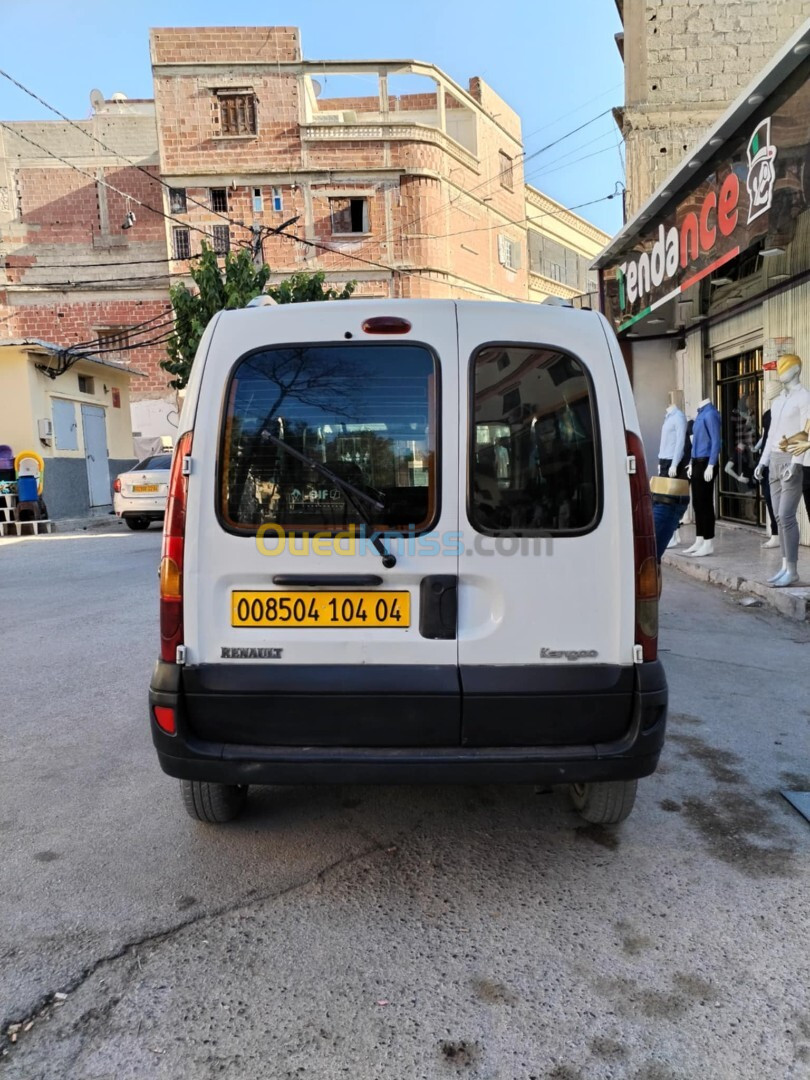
left=183, top=300, right=461, bottom=747
left=455, top=302, right=636, bottom=747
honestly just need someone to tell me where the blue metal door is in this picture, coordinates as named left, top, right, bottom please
left=81, top=405, right=110, bottom=506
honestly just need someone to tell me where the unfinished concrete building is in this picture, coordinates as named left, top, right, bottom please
left=614, top=0, right=808, bottom=217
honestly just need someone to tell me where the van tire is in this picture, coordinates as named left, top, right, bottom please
left=125, top=516, right=150, bottom=531
left=569, top=780, right=637, bottom=824
left=180, top=780, right=248, bottom=823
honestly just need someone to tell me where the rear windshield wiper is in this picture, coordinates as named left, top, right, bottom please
left=260, top=431, right=397, bottom=568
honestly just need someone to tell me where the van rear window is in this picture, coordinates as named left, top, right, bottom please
left=220, top=344, right=438, bottom=533
left=470, top=344, right=600, bottom=535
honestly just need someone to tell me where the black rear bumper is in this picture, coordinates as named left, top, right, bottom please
left=148, top=660, right=667, bottom=785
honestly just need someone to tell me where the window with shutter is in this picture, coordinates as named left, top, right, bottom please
left=214, top=92, right=257, bottom=136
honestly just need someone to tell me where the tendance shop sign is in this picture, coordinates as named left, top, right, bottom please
left=603, top=74, right=810, bottom=332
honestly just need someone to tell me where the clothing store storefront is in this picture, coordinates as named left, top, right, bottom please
left=594, top=22, right=810, bottom=548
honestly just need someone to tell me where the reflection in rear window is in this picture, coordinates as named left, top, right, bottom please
left=470, top=345, right=599, bottom=534
left=220, top=344, right=438, bottom=533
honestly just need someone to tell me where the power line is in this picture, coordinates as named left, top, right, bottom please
left=0, top=120, right=217, bottom=241
left=275, top=227, right=529, bottom=303
left=0, top=68, right=246, bottom=231
left=519, top=82, right=622, bottom=146
left=354, top=107, right=615, bottom=258
left=420, top=192, right=618, bottom=243
left=526, top=142, right=625, bottom=184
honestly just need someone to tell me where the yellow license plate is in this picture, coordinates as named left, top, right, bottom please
left=231, top=590, right=411, bottom=628
left=133, top=484, right=159, bottom=492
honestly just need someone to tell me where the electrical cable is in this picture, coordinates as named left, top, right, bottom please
left=274, top=227, right=529, bottom=303
left=0, top=120, right=217, bottom=241
left=418, top=192, right=618, bottom=243
left=354, top=107, right=615, bottom=258
left=0, top=68, right=247, bottom=230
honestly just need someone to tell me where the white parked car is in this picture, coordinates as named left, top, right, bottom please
left=149, top=299, right=667, bottom=825
left=113, top=452, right=173, bottom=530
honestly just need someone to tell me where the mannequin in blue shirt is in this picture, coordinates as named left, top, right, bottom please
left=684, top=398, right=722, bottom=557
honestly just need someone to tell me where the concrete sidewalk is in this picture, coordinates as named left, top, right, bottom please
left=664, top=521, right=810, bottom=621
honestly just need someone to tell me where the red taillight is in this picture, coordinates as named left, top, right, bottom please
left=160, top=430, right=192, bottom=663
left=361, top=316, right=412, bottom=335
left=153, top=706, right=176, bottom=734
left=113, top=477, right=122, bottom=493
left=626, top=430, right=659, bottom=662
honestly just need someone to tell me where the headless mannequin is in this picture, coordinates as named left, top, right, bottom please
left=754, top=356, right=810, bottom=587
left=684, top=398, right=720, bottom=556
left=657, top=400, right=689, bottom=550
left=754, top=379, right=783, bottom=547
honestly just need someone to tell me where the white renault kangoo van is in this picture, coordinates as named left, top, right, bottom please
left=149, top=300, right=667, bottom=825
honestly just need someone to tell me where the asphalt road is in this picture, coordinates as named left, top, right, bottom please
left=1, top=528, right=809, bottom=1079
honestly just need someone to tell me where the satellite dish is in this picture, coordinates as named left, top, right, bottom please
left=89, top=89, right=105, bottom=112
left=111, top=92, right=128, bottom=102
left=312, top=79, right=322, bottom=98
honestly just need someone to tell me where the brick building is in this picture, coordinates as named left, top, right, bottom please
left=0, top=94, right=173, bottom=439
left=150, top=26, right=533, bottom=304
left=1, top=26, right=608, bottom=460
left=614, top=0, right=809, bottom=217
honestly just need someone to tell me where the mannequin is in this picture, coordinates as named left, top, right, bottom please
left=652, top=398, right=690, bottom=559
left=754, top=354, right=810, bottom=587
left=685, top=397, right=721, bottom=557
left=754, top=379, right=783, bottom=548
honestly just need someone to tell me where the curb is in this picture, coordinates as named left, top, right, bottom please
left=663, top=550, right=810, bottom=621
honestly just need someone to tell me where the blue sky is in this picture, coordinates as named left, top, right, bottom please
left=0, top=0, right=626, bottom=234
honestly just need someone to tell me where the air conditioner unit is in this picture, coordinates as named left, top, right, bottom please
left=38, top=418, right=53, bottom=443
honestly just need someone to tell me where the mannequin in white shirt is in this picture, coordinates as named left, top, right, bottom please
left=657, top=399, right=688, bottom=548
left=753, top=355, right=810, bottom=587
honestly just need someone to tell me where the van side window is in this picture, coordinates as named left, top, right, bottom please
left=220, top=344, right=438, bottom=534
left=470, top=344, right=600, bottom=535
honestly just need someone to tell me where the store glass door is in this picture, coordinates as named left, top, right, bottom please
left=714, top=349, right=763, bottom=526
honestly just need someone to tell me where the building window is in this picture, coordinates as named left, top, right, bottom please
left=214, top=92, right=257, bottom=136
left=78, top=375, right=96, bottom=395
left=272, top=187, right=283, bottom=212
left=499, top=151, right=514, bottom=191
left=212, top=224, right=231, bottom=255
left=497, top=234, right=522, bottom=271
left=330, top=197, right=369, bottom=235
left=172, top=226, right=191, bottom=260
left=210, top=188, right=228, bottom=213
left=168, top=188, right=187, bottom=214
left=96, top=328, right=130, bottom=353
left=253, top=188, right=264, bottom=213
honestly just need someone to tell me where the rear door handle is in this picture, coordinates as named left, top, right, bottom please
left=272, top=575, right=384, bottom=588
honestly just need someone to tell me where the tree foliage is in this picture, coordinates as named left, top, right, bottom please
left=161, top=245, right=356, bottom=390
left=266, top=271, right=355, bottom=306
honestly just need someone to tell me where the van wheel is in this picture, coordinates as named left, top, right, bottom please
left=180, top=780, right=248, bottom=823
left=569, top=780, right=637, bottom=824
left=125, top=516, right=150, bottom=531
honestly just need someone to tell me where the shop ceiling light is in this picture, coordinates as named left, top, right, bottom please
left=748, top=94, right=764, bottom=105
left=647, top=317, right=665, bottom=324
left=770, top=273, right=790, bottom=282
left=794, top=42, right=810, bottom=55
left=709, top=136, right=723, bottom=146
left=760, top=246, right=785, bottom=256
left=711, top=276, right=732, bottom=286
left=688, top=159, right=701, bottom=168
